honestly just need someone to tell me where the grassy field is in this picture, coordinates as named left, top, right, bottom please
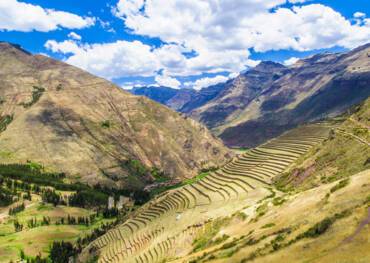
left=0, top=201, right=114, bottom=262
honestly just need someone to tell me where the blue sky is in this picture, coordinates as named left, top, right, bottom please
left=0, top=0, right=369, bottom=90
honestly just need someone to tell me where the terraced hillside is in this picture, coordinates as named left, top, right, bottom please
left=79, top=123, right=333, bottom=262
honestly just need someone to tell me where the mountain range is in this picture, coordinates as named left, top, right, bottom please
left=132, top=44, right=370, bottom=147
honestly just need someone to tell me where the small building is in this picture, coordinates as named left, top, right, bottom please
left=117, top=196, right=131, bottom=210
left=108, top=196, right=115, bottom=209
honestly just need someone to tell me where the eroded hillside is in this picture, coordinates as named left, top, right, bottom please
left=0, top=42, right=231, bottom=189
left=191, top=44, right=370, bottom=148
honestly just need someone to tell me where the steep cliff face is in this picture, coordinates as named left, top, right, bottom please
left=0, top=42, right=231, bottom=189
left=191, top=44, right=370, bottom=147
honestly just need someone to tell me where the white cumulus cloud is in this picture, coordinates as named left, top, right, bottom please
left=45, top=40, right=82, bottom=54
left=354, top=12, right=366, bottom=18
left=45, top=40, right=160, bottom=80
left=115, top=1, right=370, bottom=52
left=46, top=1, right=370, bottom=90
left=191, top=75, right=229, bottom=90
left=155, top=74, right=181, bottom=89
left=284, top=57, right=300, bottom=66
left=68, top=32, right=82, bottom=40
left=0, top=0, right=95, bottom=32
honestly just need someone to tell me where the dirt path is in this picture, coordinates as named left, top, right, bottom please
left=349, top=117, right=370, bottom=130
left=335, top=128, right=370, bottom=146
left=342, top=207, right=370, bottom=244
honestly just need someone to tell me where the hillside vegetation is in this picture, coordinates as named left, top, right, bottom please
left=79, top=122, right=338, bottom=262
left=0, top=162, right=125, bottom=262
left=0, top=42, right=231, bottom=190
left=77, top=96, right=369, bottom=263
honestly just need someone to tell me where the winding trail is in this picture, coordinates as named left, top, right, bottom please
left=335, top=128, right=370, bottom=146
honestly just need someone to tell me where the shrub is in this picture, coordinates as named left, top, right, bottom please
left=124, top=159, right=148, bottom=178
left=19, top=251, right=49, bottom=263
left=220, top=239, right=237, bottom=249
left=330, top=178, right=349, bottom=193
left=272, top=197, right=285, bottom=206
left=0, top=114, right=13, bottom=132
left=210, top=234, right=230, bottom=247
left=297, top=218, right=333, bottom=239
left=101, top=120, right=111, bottom=128
left=21, top=86, right=45, bottom=108
left=56, top=84, right=63, bottom=91
left=261, top=223, right=275, bottom=229
left=256, top=203, right=268, bottom=217
left=296, top=210, right=351, bottom=240
left=234, top=211, right=248, bottom=221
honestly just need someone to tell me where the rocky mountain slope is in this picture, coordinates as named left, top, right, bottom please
left=191, top=61, right=288, bottom=131
left=191, top=44, right=370, bottom=147
left=0, top=42, right=231, bottom=189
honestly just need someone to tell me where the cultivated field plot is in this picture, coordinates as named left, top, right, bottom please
left=80, top=123, right=333, bottom=263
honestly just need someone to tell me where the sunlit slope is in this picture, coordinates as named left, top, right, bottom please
left=0, top=42, right=230, bottom=188
left=171, top=99, right=370, bottom=263
left=80, top=123, right=332, bottom=262
left=175, top=169, right=370, bottom=263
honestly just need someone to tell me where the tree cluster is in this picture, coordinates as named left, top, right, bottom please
left=8, top=202, right=25, bottom=215
left=49, top=241, right=77, bottom=263
left=26, top=216, right=51, bottom=229
left=13, top=220, right=23, bottom=232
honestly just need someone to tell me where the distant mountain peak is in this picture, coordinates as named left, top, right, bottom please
left=257, top=60, right=285, bottom=67
left=253, top=61, right=286, bottom=72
